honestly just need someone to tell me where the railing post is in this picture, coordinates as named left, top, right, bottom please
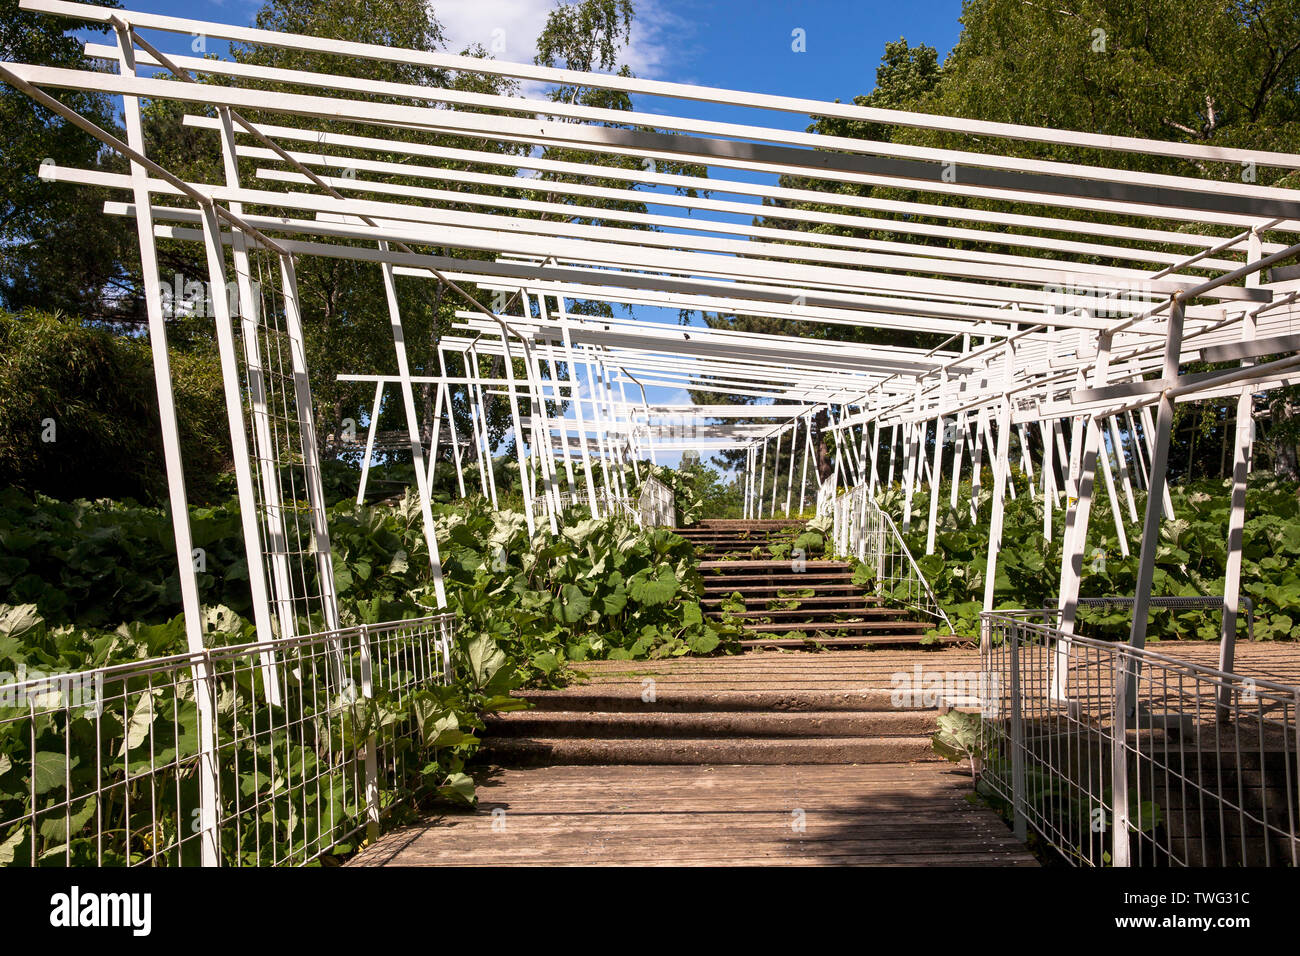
left=1111, top=648, right=1132, bottom=867
left=876, top=518, right=886, bottom=598
left=194, top=651, right=221, bottom=867
left=358, top=624, right=380, bottom=843
left=1009, top=621, right=1027, bottom=843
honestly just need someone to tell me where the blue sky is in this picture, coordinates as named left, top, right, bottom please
left=72, top=1, right=968, bottom=467
left=90, top=0, right=966, bottom=102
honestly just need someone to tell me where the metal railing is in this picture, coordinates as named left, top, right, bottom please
left=980, top=610, right=1299, bottom=866
left=827, top=483, right=952, bottom=630
left=531, top=490, right=636, bottom=523
left=637, top=476, right=676, bottom=528
left=0, top=614, right=455, bottom=867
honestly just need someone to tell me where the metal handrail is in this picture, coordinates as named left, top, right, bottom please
left=827, top=482, right=952, bottom=631
left=0, top=614, right=457, bottom=867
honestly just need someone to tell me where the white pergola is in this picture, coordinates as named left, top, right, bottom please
left=6, top=0, right=1300, bottom=693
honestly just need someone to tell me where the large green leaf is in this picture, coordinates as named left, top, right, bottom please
left=463, top=633, right=508, bottom=693
left=0, top=604, right=42, bottom=639
left=629, top=565, right=679, bottom=606
left=555, top=584, right=591, bottom=624
left=31, top=751, right=69, bottom=795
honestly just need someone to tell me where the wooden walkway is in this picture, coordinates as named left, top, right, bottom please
left=352, top=647, right=1037, bottom=867
left=350, top=763, right=1034, bottom=866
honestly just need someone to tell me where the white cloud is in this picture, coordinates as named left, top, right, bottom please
left=430, top=0, right=689, bottom=92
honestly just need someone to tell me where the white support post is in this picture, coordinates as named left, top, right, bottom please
left=918, top=425, right=933, bottom=488
left=1067, top=380, right=1085, bottom=505
left=902, top=387, right=922, bottom=529
left=1054, top=418, right=1072, bottom=501
left=614, top=369, right=641, bottom=485
left=950, top=407, right=967, bottom=510
left=756, top=438, right=769, bottom=520
left=467, top=345, right=498, bottom=507
left=536, top=301, right=576, bottom=497
left=886, top=423, right=899, bottom=487
left=1098, top=425, right=1130, bottom=557
left=1055, top=330, right=1115, bottom=712
left=980, top=343, right=1016, bottom=650
left=379, top=243, right=448, bottom=607
left=1220, top=234, right=1261, bottom=701
left=799, top=414, right=813, bottom=513
left=1126, top=410, right=1148, bottom=491
left=357, top=381, right=383, bottom=505
left=1108, top=416, right=1139, bottom=522
left=1040, top=419, right=1054, bottom=542
left=926, top=381, right=946, bottom=556
left=113, top=27, right=216, bottom=866
left=784, top=418, right=797, bottom=516
left=519, top=331, right=561, bottom=533
left=748, top=447, right=759, bottom=520
left=438, top=348, right=468, bottom=499
left=1128, top=299, right=1186, bottom=702
left=1050, top=417, right=1100, bottom=703
left=856, top=415, right=871, bottom=494
left=424, top=365, right=447, bottom=491
left=1017, top=424, right=1036, bottom=501
left=584, top=352, right=614, bottom=507
left=970, top=407, right=986, bottom=523
left=983, top=412, right=1014, bottom=501
left=770, top=429, right=783, bottom=517
left=1139, top=403, right=1175, bottom=521
left=558, top=304, right=599, bottom=518
left=867, top=413, right=881, bottom=497
left=495, top=322, right=537, bottom=534
left=831, top=424, right=843, bottom=502
left=1089, top=332, right=1129, bottom=558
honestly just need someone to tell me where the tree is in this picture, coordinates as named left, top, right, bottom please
left=0, top=0, right=138, bottom=320
left=135, top=0, right=531, bottom=468
left=0, top=310, right=230, bottom=503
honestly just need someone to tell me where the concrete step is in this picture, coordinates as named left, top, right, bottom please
left=483, top=734, right=941, bottom=766
left=702, top=594, right=881, bottom=607
left=702, top=567, right=852, bottom=582
left=701, top=583, right=864, bottom=596
left=517, top=687, right=920, bottom=713
left=485, top=709, right=938, bottom=739
left=679, top=520, right=806, bottom=530
left=699, top=559, right=849, bottom=571
left=741, top=634, right=953, bottom=649
left=722, top=608, right=910, bottom=621
left=741, top=620, right=933, bottom=634
left=702, top=574, right=863, bottom=590
left=675, top=531, right=798, bottom=540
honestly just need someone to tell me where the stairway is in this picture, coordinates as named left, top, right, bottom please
left=480, top=521, right=956, bottom=778
left=676, top=519, right=937, bottom=649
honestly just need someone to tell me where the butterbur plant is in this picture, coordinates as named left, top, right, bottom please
left=895, top=473, right=1300, bottom=643
left=434, top=499, right=742, bottom=683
